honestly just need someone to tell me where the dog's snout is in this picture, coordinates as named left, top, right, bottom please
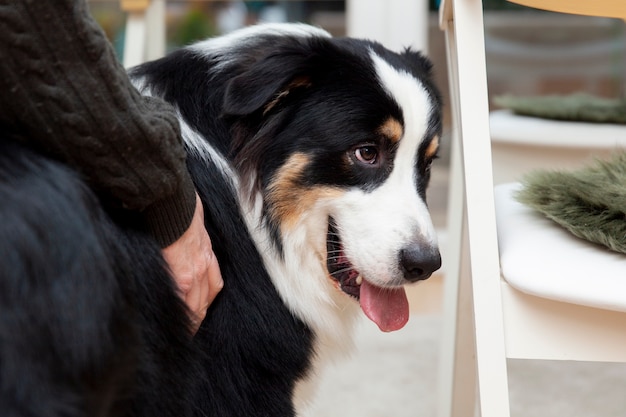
left=399, top=245, right=441, bottom=282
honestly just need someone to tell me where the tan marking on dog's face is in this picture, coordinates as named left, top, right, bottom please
left=425, top=135, right=440, bottom=160
left=378, top=117, right=403, bottom=143
left=267, top=153, right=343, bottom=230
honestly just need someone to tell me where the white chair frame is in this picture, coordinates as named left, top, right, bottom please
left=121, top=0, right=166, bottom=68
left=437, top=1, right=626, bottom=416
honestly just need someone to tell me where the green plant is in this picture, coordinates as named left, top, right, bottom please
left=171, top=9, right=215, bottom=47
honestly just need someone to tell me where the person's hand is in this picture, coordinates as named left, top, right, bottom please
left=162, top=193, right=223, bottom=333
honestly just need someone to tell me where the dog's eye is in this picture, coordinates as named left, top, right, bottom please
left=354, top=146, right=379, bottom=165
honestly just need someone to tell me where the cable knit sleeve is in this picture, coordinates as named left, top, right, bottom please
left=0, top=0, right=196, bottom=247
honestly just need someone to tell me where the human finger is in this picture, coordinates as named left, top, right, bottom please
left=205, top=250, right=223, bottom=307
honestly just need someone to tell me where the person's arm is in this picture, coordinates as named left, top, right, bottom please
left=0, top=0, right=194, bottom=245
left=0, top=0, right=222, bottom=330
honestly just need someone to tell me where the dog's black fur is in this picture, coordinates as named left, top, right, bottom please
left=0, top=141, right=202, bottom=417
left=0, top=24, right=442, bottom=417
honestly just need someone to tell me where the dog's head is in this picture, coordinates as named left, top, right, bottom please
left=134, top=23, right=442, bottom=334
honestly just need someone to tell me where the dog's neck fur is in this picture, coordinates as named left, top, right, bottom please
left=240, top=183, right=362, bottom=412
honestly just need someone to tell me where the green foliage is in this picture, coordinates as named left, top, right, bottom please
left=171, top=9, right=215, bottom=47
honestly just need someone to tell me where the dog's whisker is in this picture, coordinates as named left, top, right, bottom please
left=329, top=266, right=358, bottom=277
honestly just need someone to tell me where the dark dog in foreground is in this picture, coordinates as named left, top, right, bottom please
left=0, top=23, right=442, bottom=417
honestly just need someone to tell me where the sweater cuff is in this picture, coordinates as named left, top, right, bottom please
left=142, top=172, right=197, bottom=248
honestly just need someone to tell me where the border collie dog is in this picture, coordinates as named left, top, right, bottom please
left=0, top=23, right=442, bottom=417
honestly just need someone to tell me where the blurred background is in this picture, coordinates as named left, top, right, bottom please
left=89, top=0, right=626, bottom=230
left=89, top=0, right=626, bottom=114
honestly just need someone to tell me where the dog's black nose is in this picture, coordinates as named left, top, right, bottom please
left=399, top=245, right=441, bottom=282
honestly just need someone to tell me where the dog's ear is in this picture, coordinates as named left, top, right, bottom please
left=222, top=52, right=312, bottom=117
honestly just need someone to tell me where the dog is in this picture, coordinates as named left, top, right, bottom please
left=0, top=23, right=442, bottom=417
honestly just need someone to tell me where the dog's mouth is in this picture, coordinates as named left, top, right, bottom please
left=326, top=218, right=409, bottom=332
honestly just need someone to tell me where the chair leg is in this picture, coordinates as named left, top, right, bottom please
left=439, top=1, right=511, bottom=416
left=438, top=15, right=478, bottom=416
left=437, top=131, right=476, bottom=417
left=452, top=2, right=512, bottom=416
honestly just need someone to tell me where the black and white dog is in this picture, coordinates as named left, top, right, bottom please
left=0, top=23, right=442, bottom=417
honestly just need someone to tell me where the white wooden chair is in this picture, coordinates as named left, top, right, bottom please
left=120, top=0, right=166, bottom=68
left=437, top=1, right=626, bottom=416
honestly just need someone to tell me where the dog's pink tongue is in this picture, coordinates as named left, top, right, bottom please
left=359, top=280, right=409, bottom=332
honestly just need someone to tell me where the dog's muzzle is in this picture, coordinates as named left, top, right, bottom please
left=325, top=217, right=440, bottom=332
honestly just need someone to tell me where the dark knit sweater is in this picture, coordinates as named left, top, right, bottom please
left=0, top=0, right=196, bottom=247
